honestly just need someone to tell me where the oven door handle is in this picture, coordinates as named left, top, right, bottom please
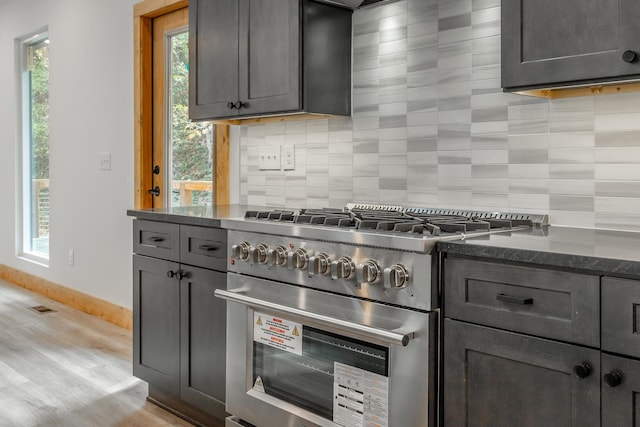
left=215, top=289, right=413, bottom=347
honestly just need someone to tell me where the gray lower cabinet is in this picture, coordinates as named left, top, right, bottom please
left=179, top=265, right=226, bottom=412
left=444, top=319, right=600, bottom=427
left=132, top=219, right=227, bottom=426
left=501, top=0, right=640, bottom=91
left=443, top=256, right=603, bottom=427
left=189, top=0, right=352, bottom=120
left=601, top=353, right=640, bottom=427
left=133, top=255, right=181, bottom=394
left=601, top=277, right=640, bottom=426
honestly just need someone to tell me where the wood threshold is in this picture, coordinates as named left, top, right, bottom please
left=0, top=264, right=132, bottom=330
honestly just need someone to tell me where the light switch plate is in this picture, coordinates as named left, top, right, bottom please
left=258, top=146, right=280, bottom=170
left=281, top=145, right=295, bottom=170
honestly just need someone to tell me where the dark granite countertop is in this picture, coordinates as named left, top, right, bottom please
left=437, top=226, right=640, bottom=278
left=126, top=204, right=256, bottom=227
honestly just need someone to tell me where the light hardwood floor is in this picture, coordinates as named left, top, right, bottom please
left=0, top=279, right=193, bottom=427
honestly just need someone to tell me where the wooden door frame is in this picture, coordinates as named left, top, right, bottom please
left=133, top=0, right=229, bottom=209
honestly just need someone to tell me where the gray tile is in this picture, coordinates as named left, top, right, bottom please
left=471, top=165, right=509, bottom=178
left=380, top=26, right=408, bottom=43
left=595, top=212, right=640, bottom=232
left=550, top=195, right=594, bottom=212
left=439, top=14, right=471, bottom=32
left=549, top=164, right=594, bottom=180
left=595, top=131, right=640, bottom=147
left=595, top=181, right=640, bottom=198
left=509, top=179, right=550, bottom=195
left=472, top=107, right=507, bottom=122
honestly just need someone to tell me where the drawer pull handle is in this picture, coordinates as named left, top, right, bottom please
left=148, top=236, right=165, bottom=243
left=496, top=293, right=533, bottom=305
left=604, top=370, right=623, bottom=387
left=198, top=244, right=219, bottom=252
left=573, top=362, right=592, bottom=379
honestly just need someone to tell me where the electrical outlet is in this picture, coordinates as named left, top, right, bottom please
left=281, top=145, right=295, bottom=170
left=68, top=249, right=74, bottom=267
left=99, top=153, right=111, bottom=171
left=258, top=146, right=280, bottom=170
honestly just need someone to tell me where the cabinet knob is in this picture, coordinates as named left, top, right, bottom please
left=623, top=50, right=637, bottom=63
left=167, top=270, right=176, bottom=278
left=226, top=101, right=235, bottom=109
left=573, top=362, right=592, bottom=379
left=603, top=370, right=623, bottom=387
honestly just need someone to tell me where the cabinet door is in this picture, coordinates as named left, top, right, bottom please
left=189, top=0, right=240, bottom=120
left=238, top=0, right=300, bottom=115
left=602, top=277, right=640, bottom=358
left=502, top=0, right=640, bottom=90
left=443, top=319, right=600, bottom=427
left=602, top=353, right=640, bottom=427
left=133, top=255, right=180, bottom=395
left=179, top=265, right=227, bottom=420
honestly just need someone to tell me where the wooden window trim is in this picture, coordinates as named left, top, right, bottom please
left=133, top=0, right=229, bottom=209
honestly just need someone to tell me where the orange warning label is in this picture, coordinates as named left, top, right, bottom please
left=253, top=312, right=302, bottom=355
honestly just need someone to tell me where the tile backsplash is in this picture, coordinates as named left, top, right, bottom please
left=239, top=0, right=640, bottom=232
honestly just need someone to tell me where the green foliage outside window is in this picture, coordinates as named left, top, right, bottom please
left=170, top=32, right=213, bottom=206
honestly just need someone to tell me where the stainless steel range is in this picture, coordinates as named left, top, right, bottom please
left=216, top=205, right=546, bottom=427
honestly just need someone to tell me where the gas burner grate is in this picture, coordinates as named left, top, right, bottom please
left=242, top=205, right=545, bottom=236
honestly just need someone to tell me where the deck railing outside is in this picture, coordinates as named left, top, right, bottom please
left=32, top=179, right=213, bottom=237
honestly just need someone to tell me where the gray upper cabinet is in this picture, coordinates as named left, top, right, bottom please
left=189, top=0, right=352, bottom=121
left=501, top=0, right=640, bottom=91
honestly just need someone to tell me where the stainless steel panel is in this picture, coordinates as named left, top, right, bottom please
left=223, top=273, right=436, bottom=427
left=227, top=230, right=437, bottom=310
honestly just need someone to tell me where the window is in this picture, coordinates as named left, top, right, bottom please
left=167, top=29, right=213, bottom=207
left=19, top=31, right=50, bottom=262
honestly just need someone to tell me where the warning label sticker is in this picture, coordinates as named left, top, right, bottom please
left=253, top=312, right=303, bottom=356
left=333, top=362, right=389, bottom=427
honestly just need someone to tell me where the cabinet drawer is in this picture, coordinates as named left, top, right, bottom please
left=180, top=225, right=227, bottom=271
left=602, top=277, right=640, bottom=358
left=133, top=220, right=180, bottom=261
left=444, top=258, right=600, bottom=347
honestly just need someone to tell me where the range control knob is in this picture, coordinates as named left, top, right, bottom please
left=231, top=241, right=251, bottom=261
left=308, top=253, right=330, bottom=277
left=288, top=248, right=310, bottom=270
left=267, top=245, right=287, bottom=267
left=331, top=256, right=355, bottom=280
left=249, top=243, right=268, bottom=265
left=356, top=260, right=381, bottom=284
left=383, top=264, right=409, bottom=289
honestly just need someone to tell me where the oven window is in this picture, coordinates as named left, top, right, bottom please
left=253, top=324, right=388, bottom=421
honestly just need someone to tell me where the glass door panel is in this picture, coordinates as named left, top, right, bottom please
left=253, top=324, right=388, bottom=421
left=168, top=31, right=213, bottom=207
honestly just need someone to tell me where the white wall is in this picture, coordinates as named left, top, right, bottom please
left=0, top=0, right=136, bottom=308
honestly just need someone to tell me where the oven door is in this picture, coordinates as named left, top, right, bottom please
left=216, top=272, right=436, bottom=427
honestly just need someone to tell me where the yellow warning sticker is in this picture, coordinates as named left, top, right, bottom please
left=253, top=311, right=303, bottom=355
